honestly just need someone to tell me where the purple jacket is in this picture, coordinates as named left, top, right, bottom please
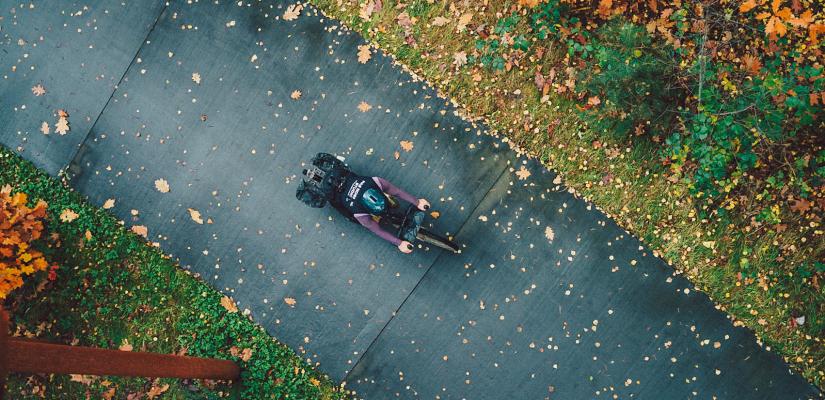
left=352, top=177, right=418, bottom=246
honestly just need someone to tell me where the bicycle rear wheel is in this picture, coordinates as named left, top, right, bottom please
left=417, top=229, right=459, bottom=253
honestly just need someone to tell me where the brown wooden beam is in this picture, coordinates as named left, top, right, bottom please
left=6, top=338, right=240, bottom=380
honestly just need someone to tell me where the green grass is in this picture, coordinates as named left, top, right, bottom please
left=1, top=146, right=347, bottom=399
left=311, top=0, right=824, bottom=389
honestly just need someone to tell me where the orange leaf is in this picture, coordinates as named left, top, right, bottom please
left=739, top=0, right=759, bottom=13
left=788, top=9, right=813, bottom=27
left=597, top=0, right=613, bottom=19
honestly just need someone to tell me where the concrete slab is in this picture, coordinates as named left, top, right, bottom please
left=0, top=0, right=165, bottom=175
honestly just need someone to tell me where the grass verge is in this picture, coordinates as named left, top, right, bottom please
left=1, top=146, right=346, bottom=399
left=309, top=0, right=824, bottom=389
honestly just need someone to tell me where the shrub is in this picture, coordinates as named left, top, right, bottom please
left=577, top=22, right=684, bottom=140
left=0, top=186, right=51, bottom=299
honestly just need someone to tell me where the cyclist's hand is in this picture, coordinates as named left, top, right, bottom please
left=398, top=241, right=413, bottom=254
left=417, top=198, right=431, bottom=211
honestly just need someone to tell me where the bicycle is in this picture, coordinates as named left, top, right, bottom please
left=380, top=195, right=460, bottom=253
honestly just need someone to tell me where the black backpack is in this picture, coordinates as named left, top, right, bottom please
left=296, top=153, right=350, bottom=208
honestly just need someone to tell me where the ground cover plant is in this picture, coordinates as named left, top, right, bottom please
left=309, top=0, right=824, bottom=388
left=0, top=147, right=346, bottom=399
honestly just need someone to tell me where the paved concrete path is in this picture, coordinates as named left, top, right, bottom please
left=1, top=1, right=820, bottom=399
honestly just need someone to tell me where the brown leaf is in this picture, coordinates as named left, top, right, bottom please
left=457, top=13, right=473, bottom=32
left=118, top=339, right=133, bottom=352
left=55, top=117, right=70, bottom=135
left=452, top=51, right=467, bottom=67
left=40, top=121, right=50, bottom=135
left=283, top=4, right=303, bottom=21
left=240, top=347, right=253, bottom=362
left=397, top=11, right=414, bottom=29
left=430, top=211, right=440, bottom=219
left=393, top=151, right=400, bottom=160
left=515, top=165, right=531, bottom=180
left=284, top=297, right=297, bottom=307
left=59, top=209, right=79, bottom=223
left=31, top=84, right=46, bottom=96
left=221, top=296, right=239, bottom=313
left=131, top=225, right=148, bottom=238
left=400, top=140, right=414, bottom=152
left=357, top=45, right=372, bottom=64
left=102, top=388, right=116, bottom=400
left=103, top=198, right=116, bottom=209
left=188, top=208, right=204, bottom=224
left=790, top=198, right=811, bottom=213
left=597, top=0, right=613, bottom=19
left=154, top=178, right=170, bottom=193
left=291, top=90, right=302, bottom=100
left=146, top=383, right=170, bottom=399
left=432, top=16, right=450, bottom=26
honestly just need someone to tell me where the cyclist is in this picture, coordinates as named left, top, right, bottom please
left=297, top=153, right=430, bottom=253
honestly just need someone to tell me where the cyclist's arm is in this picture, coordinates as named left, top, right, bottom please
left=372, top=177, right=418, bottom=205
left=354, top=214, right=402, bottom=246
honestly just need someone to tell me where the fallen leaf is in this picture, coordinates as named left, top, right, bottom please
left=393, top=151, right=400, bottom=160
left=358, top=101, right=372, bottom=112
left=291, top=90, right=302, bottom=100
left=85, top=230, right=93, bottom=241
left=739, top=0, right=759, bottom=13
left=284, top=297, right=297, bottom=306
left=457, top=13, right=473, bottom=31
left=400, top=140, right=414, bottom=152
left=396, top=12, right=413, bottom=29
left=310, top=377, right=321, bottom=387
left=118, top=339, right=133, bottom=352
left=587, top=96, right=601, bottom=106
left=221, top=296, right=239, bottom=313
left=432, top=16, right=450, bottom=26
left=31, top=84, right=46, bottom=96
left=790, top=198, right=811, bottom=213
left=359, top=0, right=376, bottom=20
left=59, top=209, right=79, bottom=223
left=146, top=383, right=169, bottom=399
left=102, top=388, right=116, bottom=400
left=430, top=211, right=441, bottom=219
left=283, top=4, right=303, bottom=21
left=55, top=117, right=70, bottom=135
left=40, top=121, right=50, bottom=135
left=188, top=208, right=204, bottom=224
left=597, top=0, right=613, bottom=18
left=57, top=109, right=68, bottom=118
left=70, top=375, right=94, bottom=385
left=553, top=175, right=563, bottom=185
left=192, top=72, right=201, bottom=84
left=103, top=199, right=115, bottom=209
left=515, top=165, right=531, bottom=180
left=357, top=45, right=372, bottom=64
left=240, top=348, right=253, bottom=362
left=544, top=226, right=555, bottom=242
left=453, top=51, right=467, bottom=67
left=519, top=0, right=540, bottom=7
left=131, top=225, right=148, bottom=238
left=154, top=178, right=170, bottom=193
